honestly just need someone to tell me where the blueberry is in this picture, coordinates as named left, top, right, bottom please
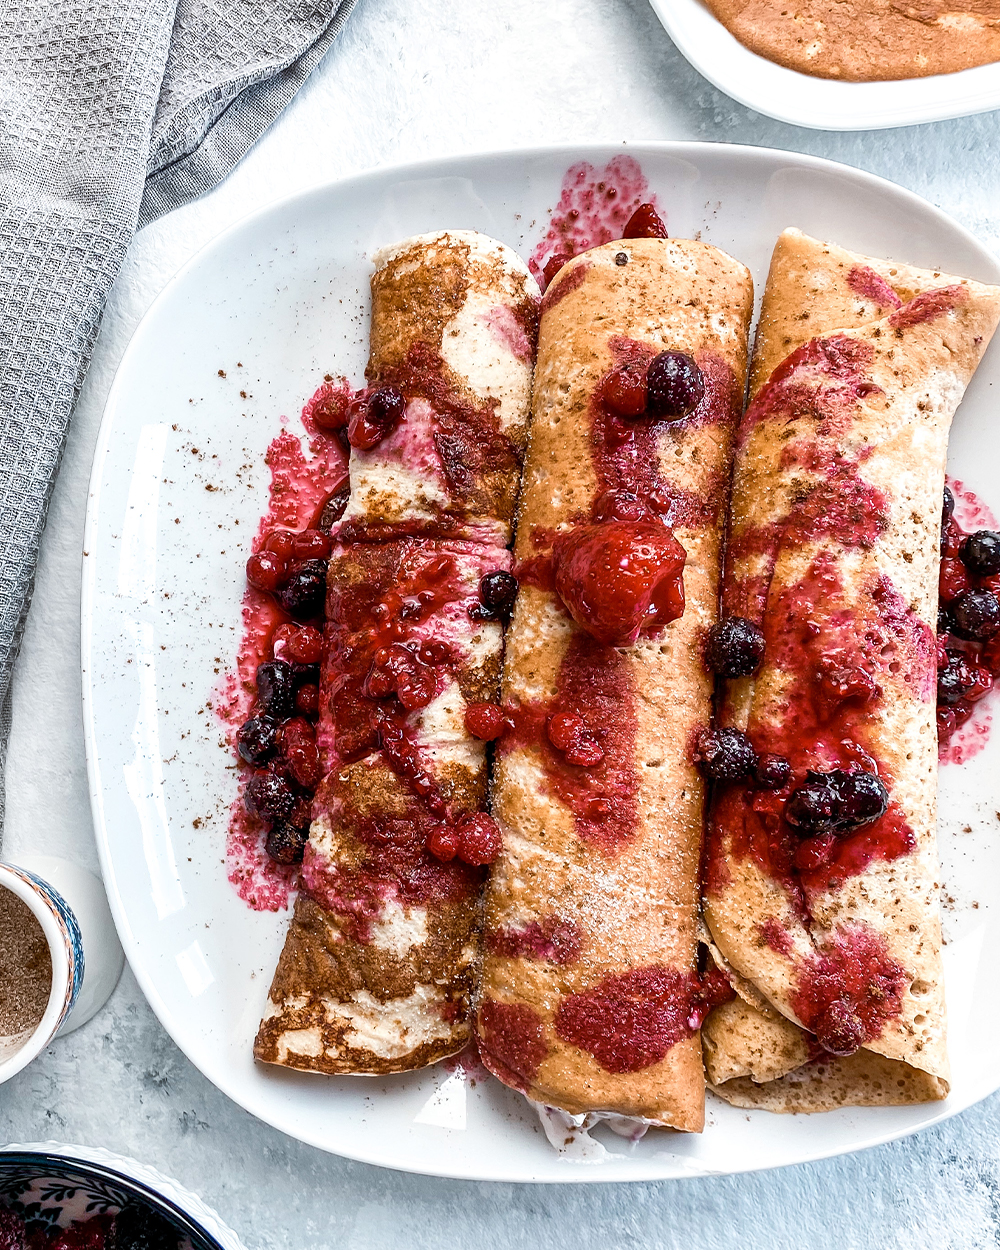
left=835, top=769, right=889, bottom=829
left=477, top=571, right=519, bottom=621
left=784, top=774, right=840, bottom=832
left=279, top=559, right=328, bottom=619
left=949, top=588, right=1000, bottom=641
left=237, top=715, right=279, bottom=765
left=754, top=753, right=791, bottom=789
left=265, top=821, right=309, bottom=865
left=959, top=530, right=1000, bottom=577
left=938, top=650, right=975, bottom=705
left=645, top=351, right=705, bottom=420
left=942, top=485, right=955, bottom=522
left=244, top=769, right=297, bottom=822
left=695, top=727, right=757, bottom=782
left=785, top=768, right=888, bottom=834
left=705, top=616, right=766, bottom=678
left=256, top=660, right=295, bottom=718
left=368, top=385, right=407, bottom=429
left=937, top=605, right=953, bottom=636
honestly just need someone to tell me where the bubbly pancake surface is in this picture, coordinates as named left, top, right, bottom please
left=703, top=0, right=1000, bottom=81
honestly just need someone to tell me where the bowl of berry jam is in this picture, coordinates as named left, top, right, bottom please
left=0, top=1144, right=246, bottom=1250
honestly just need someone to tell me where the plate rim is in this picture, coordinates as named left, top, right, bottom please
left=647, top=0, right=1000, bottom=130
left=81, top=139, right=1000, bottom=1182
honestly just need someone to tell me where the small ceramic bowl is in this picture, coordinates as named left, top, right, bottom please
left=0, top=864, right=84, bottom=1084
left=0, top=1144, right=246, bottom=1250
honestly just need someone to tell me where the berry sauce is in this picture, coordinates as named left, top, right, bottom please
left=938, top=478, right=1000, bottom=763
left=845, top=265, right=902, bottom=309
left=554, top=965, right=734, bottom=1074
left=529, top=156, right=662, bottom=291
left=486, top=916, right=584, bottom=965
left=499, top=633, right=639, bottom=856
left=339, top=342, right=523, bottom=544
left=216, top=385, right=349, bottom=911
left=477, top=999, right=549, bottom=1093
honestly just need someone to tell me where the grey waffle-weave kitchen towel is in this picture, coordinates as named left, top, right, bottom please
left=0, top=0, right=357, bottom=824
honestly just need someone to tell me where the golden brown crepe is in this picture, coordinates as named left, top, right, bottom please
left=477, top=238, right=753, bottom=1130
left=703, top=0, right=1000, bottom=81
left=254, top=232, right=539, bottom=1075
left=703, top=228, right=1000, bottom=1108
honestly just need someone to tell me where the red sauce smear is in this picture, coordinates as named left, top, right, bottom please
left=486, top=916, right=584, bottom=965
left=709, top=554, right=927, bottom=911
left=299, top=816, right=480, bottom=943
left=555, top=965, right=734, bottom=1074
left=888, top=284, right=967, bottom=330
left=500, top=633, right=639, bottom=856
left=846, top=265, right=902, bottom=310
left=343, top=340, right=522, bottom=542
left=477, top=999, right=548, bottom=1093
left=215, top=388, right=349, bottom=912
left=790, top=923, right=907, bottom=1055
left=938, top=477, right=1000, bottom=762
left=530, top=156, right=661, bottom=290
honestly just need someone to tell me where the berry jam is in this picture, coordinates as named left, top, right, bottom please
left=499, top=634, right=638, bottom=856
left=215, top=384, right=349, bottom=912
left=529, top=156, right=663, bottom=291
left=0, top=1201, right=184, bottom=1250
left=477, top=999, right=548, bottom=1093
left=554, top=965, right=734, bottom=1074
left=486, top=915, right=584, bottom=965
left=936, top=479, right=1000, bottom=762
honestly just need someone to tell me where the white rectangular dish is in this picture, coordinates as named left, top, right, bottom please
left=83, top=141, right=1000, bottom=1181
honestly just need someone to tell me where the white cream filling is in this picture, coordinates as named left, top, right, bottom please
left=322, top=986, right=454, bottom=1060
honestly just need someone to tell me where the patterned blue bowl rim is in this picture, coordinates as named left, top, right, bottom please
left=0, top=1152, right=228, bottom=1250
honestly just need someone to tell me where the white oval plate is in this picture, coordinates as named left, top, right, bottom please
left=649, top=0, right=1000, bottom=130
left=84, top=142, right=1000, bottom=1182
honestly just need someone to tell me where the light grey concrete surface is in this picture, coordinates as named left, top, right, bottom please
left=3, top=0, right=1000, bottom=1244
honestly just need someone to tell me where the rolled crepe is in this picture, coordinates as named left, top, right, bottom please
left=703, top=228, right=1000, bottom=1106
left=338, top=230, right=539, bottom=547
left=255, top=231, right=538, bottom=1074
left=477, top=238, right=753, bottom=1130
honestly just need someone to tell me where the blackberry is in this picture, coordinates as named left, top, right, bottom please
left=785, top=768, right=888, bottom=834
left=705, top=616, right=766, bottom=678
left=244, top=769, right=297, bottom=823
left=694, top=727, right=757, bottom=782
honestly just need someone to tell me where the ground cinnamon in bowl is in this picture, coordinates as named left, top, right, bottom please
left=0, top=885, right=52, bottom=1058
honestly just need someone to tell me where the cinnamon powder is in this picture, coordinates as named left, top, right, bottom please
left=0, top=886, right=52, bottom=1039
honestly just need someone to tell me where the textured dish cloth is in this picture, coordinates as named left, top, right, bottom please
left=0, top=0, right=357, bottom=824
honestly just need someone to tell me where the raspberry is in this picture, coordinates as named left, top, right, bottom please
left=456, top=813, right=503, bottom=865
left=600, top=366, right=648, bottom=417
left=939, top=557, right=972, bottom=603
left=621, top=203, right=668, bottom=239
left=427, top=824, right=460, bottom=862
left=465, top=703, right=506, bottom=740
left=280, top=717, right=321, bottom=788
left=295, top=683, right=319, bottom=716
